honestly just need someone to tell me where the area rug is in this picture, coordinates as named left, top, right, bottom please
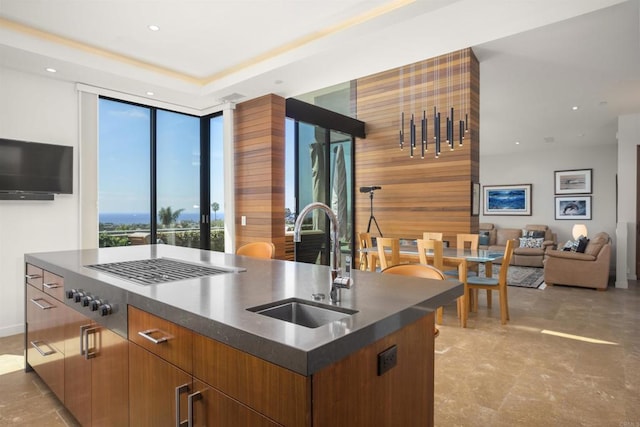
left=477, top=264, right=545, bottom=289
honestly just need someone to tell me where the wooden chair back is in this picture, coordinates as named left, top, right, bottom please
left=417, top=239, right=444, bottom=270
left=236, top=241, right=276, bottom=259
left=358, top=232, right=377, bottom=271
left=457, top=233, right=479, bottom=250
left=422, top=232, right=443, bottom=241
left=376, top=237, right=400, bottom=270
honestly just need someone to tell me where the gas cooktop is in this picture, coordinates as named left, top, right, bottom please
left=84, top=257, right=243, bottom=285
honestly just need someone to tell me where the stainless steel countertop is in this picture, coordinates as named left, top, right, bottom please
left=25, top=244, right=462, bottom=375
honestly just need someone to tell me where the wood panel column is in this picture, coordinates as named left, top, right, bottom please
left=355, top=48, right=480, bottom=246
left=234, top=94, right=286, bottom=259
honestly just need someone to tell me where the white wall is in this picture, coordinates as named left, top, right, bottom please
left=480, top=144, right=618, bottom=273
left=0, top=67, right=80, bottom=336
left=617, top=113, right=639, bottom=284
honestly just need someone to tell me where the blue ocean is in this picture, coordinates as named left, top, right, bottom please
left=100, top=212, right=224, bottom=225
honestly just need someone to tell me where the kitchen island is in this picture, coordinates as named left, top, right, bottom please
left=25, top=244, right=462, bottom=426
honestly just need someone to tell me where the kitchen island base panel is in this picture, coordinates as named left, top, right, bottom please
left=313, top=313, right=435, bottom=427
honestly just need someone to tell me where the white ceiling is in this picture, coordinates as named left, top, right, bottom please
left=1, top=0, right=639, bottom=155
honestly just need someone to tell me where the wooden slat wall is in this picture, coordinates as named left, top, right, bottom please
left=355, top=48, right=480, bottom=246
left=234, top=94, right=286, bottom=259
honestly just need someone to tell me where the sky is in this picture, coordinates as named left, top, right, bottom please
left=98, top=98, right=226, bottom=216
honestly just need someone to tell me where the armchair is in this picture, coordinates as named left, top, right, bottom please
left=543, top=232, right=611, bottom=290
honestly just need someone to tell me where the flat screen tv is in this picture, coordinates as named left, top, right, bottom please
left=0, top=138, right=73, bottom=195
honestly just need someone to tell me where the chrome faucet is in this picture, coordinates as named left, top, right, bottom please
left=293, top=202, right=352, bottom=303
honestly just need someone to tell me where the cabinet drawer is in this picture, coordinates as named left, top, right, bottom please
left=26, top=285, right=66, bottom=351
left=42, top=270, right=65, bottom=301
left=25, top=264, right=43, bottom=290
left=128, top=306, right=193, bottom=373
left=26, top=286, right=66, bottom=403
left=193, top=379, right=280, bottom=427
left=193, top=333, right=310, bottom=427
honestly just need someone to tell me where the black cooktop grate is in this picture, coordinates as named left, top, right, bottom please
left=85, top=258, right=235, bottom=285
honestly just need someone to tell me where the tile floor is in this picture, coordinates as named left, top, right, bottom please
left=1, top=280, right=638, bottom=426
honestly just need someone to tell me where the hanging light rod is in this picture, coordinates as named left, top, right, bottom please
left=398, top=49, right=470, bottom=159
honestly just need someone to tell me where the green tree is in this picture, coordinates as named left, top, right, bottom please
left=211, top=202, right=220, bottom=221
left=158, top=206, right=184, bottom=228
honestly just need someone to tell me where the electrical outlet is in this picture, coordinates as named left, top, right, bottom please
left=377, top=345, right=397, bottom=376
left=241, top=216, right=246, bottom=226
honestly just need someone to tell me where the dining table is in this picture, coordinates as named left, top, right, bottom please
left=361, top=241, right=505, bottom=327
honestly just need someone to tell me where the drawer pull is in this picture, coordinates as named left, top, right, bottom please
left=187, top=391, right=202, bottom=427
left=175, top=384, right=190, bottom=427
left=43, top=282, right=62, bottom=289
left=83, top=326, right=99, bottom=360
left=138, top=328, right=171, bottom=344
left=30, top=298, right=55, bottom=310
left=30, top=340, right=55, bottom=356
left=25, top=274, right=42, bottom=280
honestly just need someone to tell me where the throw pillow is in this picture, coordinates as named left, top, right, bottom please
left=529, top=230, right=546, bottom=239
left=479, top=231, right=490, bottom=246
left=519, top=237, right=544, bottom=248
left=576, top=236, right=589, bottom=253
left=562, top=240, right=575, bottom=251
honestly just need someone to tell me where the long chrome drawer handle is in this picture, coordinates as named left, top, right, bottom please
left=187, top=391, right=202, bottom=427
left=138, top=328, right=171, bottom=344
left=30, top=340, right=55, bottom=356
left=25, top=274, right=42, bottom=280
left=175, top=384, right=190, bottom=427
left=30, top=298, right=54, bottom=310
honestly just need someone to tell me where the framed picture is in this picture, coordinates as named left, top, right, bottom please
left=483, top=184, right=532, bottom=216
left=554, top=169, right=592, bottom=194
left=471, top=182, right=480, bottom=216
left=555, top=196, right=592, bottom=220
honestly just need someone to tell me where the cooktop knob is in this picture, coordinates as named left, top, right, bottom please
left=90, top=299, right=102, bottom=311
left=66, top=289, right=78, bottom=299
left=81, top=295, right=93, bottom=307
left=99, top=303, right=112, bottom=316
left=74, top=291, right=86, bottom=303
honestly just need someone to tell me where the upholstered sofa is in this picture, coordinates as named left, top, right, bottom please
left=543, top=232, right=611, bottom=290
left=479, top=223, right=557, bottom=267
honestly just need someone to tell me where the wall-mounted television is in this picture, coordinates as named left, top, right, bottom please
left=0, top=138, right=73, bottom=199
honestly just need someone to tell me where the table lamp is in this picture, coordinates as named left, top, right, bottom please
left=572, top=224, right=588, bottom=239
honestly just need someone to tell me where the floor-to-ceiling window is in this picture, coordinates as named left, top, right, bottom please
left=156, top=109, right=200, bottom=247
left=209, top=114, right=225, bottom=251
left=98, top=98, right=223, bottom=249
left=98, top=99, right=151, bottom=247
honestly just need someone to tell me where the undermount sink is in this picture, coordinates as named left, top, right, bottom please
left=248, top=298, right=358, bottom=328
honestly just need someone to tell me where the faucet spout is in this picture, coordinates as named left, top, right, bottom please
left=293, top=202, right=351, bottom=302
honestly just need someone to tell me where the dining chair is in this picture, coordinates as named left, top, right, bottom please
left=376, top=237, right=400, bottom=270
left=422, top=232, right=443, bottom=242
left=417, top=238, right=444, bottom=270
left=358, top=232, right=378, bottom=271
left=444, top=234, right=479, bottom=276
left=416, top=238, right=462, bottom=324
left=464, top=239, right=515, bottom=325
left=236, top=241, right=276, bottom=259
left=381, top=263, right=446, bottom=337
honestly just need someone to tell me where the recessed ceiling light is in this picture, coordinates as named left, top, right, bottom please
left=571, top=106, right=579, bottom=111
left=146, top=91, right=155, bottom=96
left=45, top=67, right=57, bottom=73
left=148, top=25, right=160, bottom=31
left=515, top=141, right=520, bottom=145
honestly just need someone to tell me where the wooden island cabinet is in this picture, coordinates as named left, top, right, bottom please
left=26, top=246, right=455, bottom=426
left=128, top=306, right=434, bottom=426
left=25, top=264, right=128, bottom=426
